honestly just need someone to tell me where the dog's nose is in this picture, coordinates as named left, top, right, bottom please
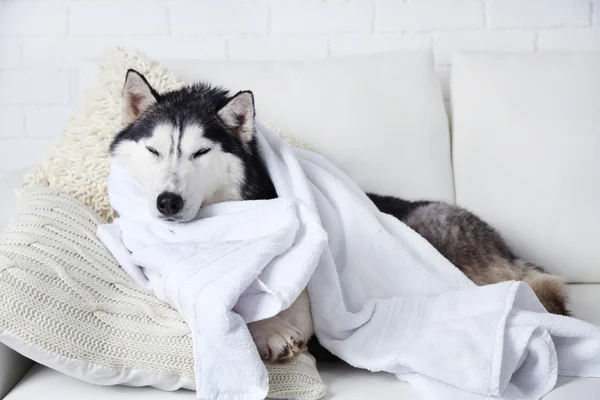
left=156, top=192, right=184, bottom=216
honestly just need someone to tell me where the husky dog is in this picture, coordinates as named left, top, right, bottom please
left=110, top=70, right=568, bottom=363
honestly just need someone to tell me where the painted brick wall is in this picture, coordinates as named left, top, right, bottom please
left=0, top=0, right=598, bottom=174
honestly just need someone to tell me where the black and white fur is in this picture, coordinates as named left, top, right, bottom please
left=111, top=70, right=569, bottom=363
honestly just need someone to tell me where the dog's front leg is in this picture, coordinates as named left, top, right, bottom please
left=248, top=290, right=313, bottom=362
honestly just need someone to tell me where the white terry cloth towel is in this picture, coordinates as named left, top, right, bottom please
left=282, top=130, right=600, bottom=400
left=97, top=164, right=328, bottom=397
left=99, top=121, right=600, bottom=400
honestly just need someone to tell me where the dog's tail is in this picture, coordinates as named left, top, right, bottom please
left=521, top=264, right=570, bottom=316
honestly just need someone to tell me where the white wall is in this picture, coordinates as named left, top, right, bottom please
left=0, top=0, right=599, bottom=174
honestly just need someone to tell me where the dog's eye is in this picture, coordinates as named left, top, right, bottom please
left=193, top=148, right=211, bottom=159
left=146, top=146, right=160, bottom=157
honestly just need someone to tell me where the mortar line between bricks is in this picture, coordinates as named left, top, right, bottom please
left=0, top=67, right=24, bottom=72
left=21, top=110, right=27, bottom=139
left=0, top=33, right=71, bottom=38
left=67, top=33, right=173, bottom=38
left=68, top=73, right=75, bottom=104
left=23, top=107, right=32, bottom=138
left=267, top=5, right=272, bottom=35
left=537, top=26, right=597, bottom=33
left=225, top=38, right=231, bottom=60
left=476, top=26, right=573, bottom=32
left=483, top=0, right=490, bottom=30
left=326, top=37, right=332, bottom=59
left=165, top=5, right=172, bottom=36
left=173, top=32, right=269, bottom=38
left=369, top=0, right=375, bottom=34
left=376, top=27, right=494, bottom=35
left=14, top=66, right=78, bottom=73
left=0, top=101, right=72, bottom=107
left=17, top=43, right=24, bottom=70
left=66, top=4, right=70, bottom=36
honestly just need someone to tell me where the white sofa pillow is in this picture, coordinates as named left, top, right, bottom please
left=79, top=51, right=453, bottom=202
left=157, top=52, right=453, bottom=203
left=452, top=52, right=600, bottom=283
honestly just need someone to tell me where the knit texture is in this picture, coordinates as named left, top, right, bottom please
left=0, top=188, right=326, bottom=399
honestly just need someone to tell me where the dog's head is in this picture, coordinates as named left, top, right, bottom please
left=110, top=70, right=256, bottom=222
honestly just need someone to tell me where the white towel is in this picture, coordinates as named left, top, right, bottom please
left=97, top=146, right=328, bottom=398
left=99, top=122, right=600, bottom=400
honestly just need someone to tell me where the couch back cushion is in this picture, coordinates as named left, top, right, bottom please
left=452, top=52, right=600, bottom=282
left=162, top=52, right=454, bottom=203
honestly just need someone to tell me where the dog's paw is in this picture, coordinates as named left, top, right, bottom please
left=263, top=328, right=307, bottom=363
left=248, top=318, right=307, bottom=363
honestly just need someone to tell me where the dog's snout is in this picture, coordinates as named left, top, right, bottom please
left=157, top=192, right=184, bottom=216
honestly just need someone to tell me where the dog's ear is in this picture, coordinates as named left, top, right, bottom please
left=122, top=69, right=157, bottom=125
left=217, top=91, right=255, bottom=142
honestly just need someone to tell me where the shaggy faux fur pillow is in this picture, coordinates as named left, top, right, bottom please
left=2, top=48, right=325, bottom=399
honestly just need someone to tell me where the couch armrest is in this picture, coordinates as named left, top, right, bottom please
left=0, top=344, right=34, bottom=398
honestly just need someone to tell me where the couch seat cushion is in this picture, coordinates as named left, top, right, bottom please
left=6, top=284, right=600, bottom=400
left=5, top=362, right=423, bottom=400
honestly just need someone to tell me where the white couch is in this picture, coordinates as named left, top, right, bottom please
left=1, top=51, right=600, bottom=399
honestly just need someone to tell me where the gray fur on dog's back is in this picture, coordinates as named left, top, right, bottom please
left=368, top=194, right=569, bottom=316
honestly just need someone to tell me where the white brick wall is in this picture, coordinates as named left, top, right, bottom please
left=0, top=107, right=25, bottom=138
left=487, top=0, right=591, bottom=28
left=69, top=2, right=169, bottom=36
left=228, top=37, right=329, bottom=60
left=376, top=0, right=484, bottom=31
left=0, top=0, right=598, bottom=174
left=170, top=1, right=269, bottom=35
left=25, top=106, right=72, bottom=138
left=0, top=40, right=21, bottom=69
left=0, top=1, right=67, bottom=36
left=0, top=71, right=70, bottom=105
left=433, top=31, right=537, bottom=65
left=271, top=2, right=373, bottom=34
left=330, top=32, right=432, bottom=56
left=538, top=28, right=600, bottom=50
